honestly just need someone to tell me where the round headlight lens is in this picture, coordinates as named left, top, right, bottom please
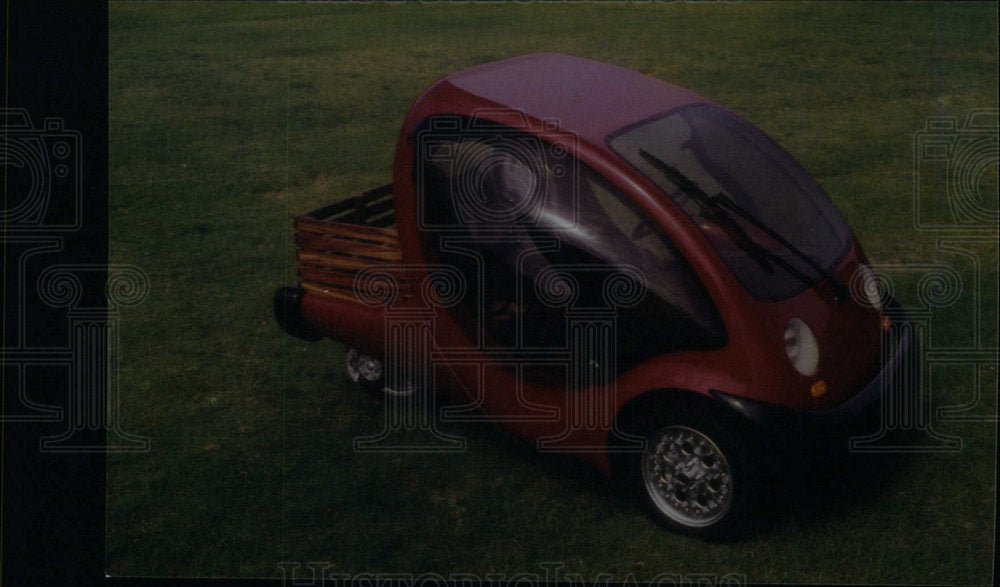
left=784, top=318, right=819, bottom=376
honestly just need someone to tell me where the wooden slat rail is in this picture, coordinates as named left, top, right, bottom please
left=294, top=183, right=407, bottom=302
left=295, top=218, right=397, bottom=245
left=302, top=184, right=395, bottom=224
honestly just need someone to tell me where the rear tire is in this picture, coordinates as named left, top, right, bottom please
left=345, top=347, right=384, bottom=393
left=344, top=347, right=416, bottom=396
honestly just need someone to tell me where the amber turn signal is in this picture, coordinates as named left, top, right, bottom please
left=810, top=380, right=828, bottom=398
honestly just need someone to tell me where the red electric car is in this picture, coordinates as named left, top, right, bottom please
left=275, top=53, right=915, bottom=539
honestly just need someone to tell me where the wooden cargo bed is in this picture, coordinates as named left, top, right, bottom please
left=294, top=184, right=408, bottom=301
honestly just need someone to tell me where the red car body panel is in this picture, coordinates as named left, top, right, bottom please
left=293, top=53, right=888, bottom=477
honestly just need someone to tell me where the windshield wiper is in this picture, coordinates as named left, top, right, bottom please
left=638, top=150, right=777, bottom=273
left=638, top=149, right=849, bottom=301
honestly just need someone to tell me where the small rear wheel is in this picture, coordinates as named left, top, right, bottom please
left=345, top=347, right=384, bottom=393
left=344, top=347, right=416, bottom=396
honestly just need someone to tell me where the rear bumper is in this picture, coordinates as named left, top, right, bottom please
left=713, top=299, right=919, bottom=432
left=273, top=286, right=323, bottom=341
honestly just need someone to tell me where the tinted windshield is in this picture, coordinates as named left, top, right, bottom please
left=608, top=104, right=852, bottom=301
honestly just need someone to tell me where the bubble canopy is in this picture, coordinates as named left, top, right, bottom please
left=409, top=54, right=852, bottom=303
left=608, top=104, right=852, bottom=301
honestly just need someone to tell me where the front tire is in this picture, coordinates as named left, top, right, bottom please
left=632, top=404, right=756, bottom=540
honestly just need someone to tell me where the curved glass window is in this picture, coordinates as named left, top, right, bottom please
left=415, top=115, right=726, bottom=375
left=608, top=104, right=852, bottom=301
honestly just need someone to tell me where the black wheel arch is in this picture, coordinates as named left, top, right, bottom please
left=610, top=387, right=762, bottom=540
left=608, top=388, right=749, bottom=479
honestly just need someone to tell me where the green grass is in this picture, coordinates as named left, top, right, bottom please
left=108, top=2, right=997, bottom=583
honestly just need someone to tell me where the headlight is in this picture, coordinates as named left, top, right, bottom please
left=784, top=318, right=819, bottom=376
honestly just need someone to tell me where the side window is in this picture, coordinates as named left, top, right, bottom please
left=586, top=174, right=677, bottom=267
left=415, top=116, right=725, bottom=375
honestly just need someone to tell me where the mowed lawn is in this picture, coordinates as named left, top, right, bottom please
left=107, top=2, right=997, bottom=583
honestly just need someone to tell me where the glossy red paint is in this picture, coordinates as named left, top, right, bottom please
left=295, top=53, right=886, bottom=477
left=300, top=294, right=387, bottom=355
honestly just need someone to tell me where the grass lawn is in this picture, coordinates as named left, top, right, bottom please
left=107, top=2, right=997, bottom=583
